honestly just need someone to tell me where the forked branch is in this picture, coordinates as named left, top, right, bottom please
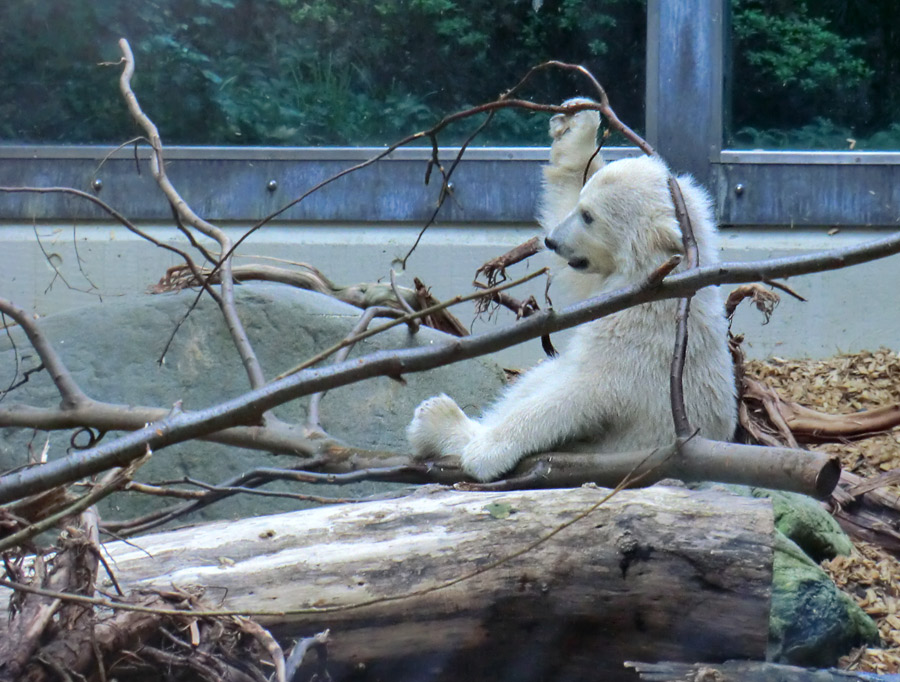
left=117, top=38, right=265, bottom=390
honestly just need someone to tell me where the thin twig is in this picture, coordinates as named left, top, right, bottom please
left=106, top=463, right=409, bottom=536
left=179, top=478, right=360, bottom=505
left=32, top=223, right=100, bottom=297
left=0, top=187, right=222, bottom=306
left=762, top=277, right=807, bottom=302
left=71, top=223, right=102, bottom=297
left=400, top=111, right=495, bottom=267
left=91, top=135, right=150, bottom=178
left=0, top=312, right=21, bottom=405
left=275, top=266, right=550, bottom=380
left=124, top=481, right=207, bottom=499
left=0, top=451, right=149, bottom=552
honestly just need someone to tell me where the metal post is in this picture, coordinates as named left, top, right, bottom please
left=646, top=0, right=725, bottom=188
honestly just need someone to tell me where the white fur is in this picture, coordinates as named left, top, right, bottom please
left=407, top=101, right=737, bottom=481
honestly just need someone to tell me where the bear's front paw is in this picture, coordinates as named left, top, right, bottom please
left=407, top=394, right=477, bottom=460
left=549, top=98, right=600, bottom=171
left=460, top=439, right=519, bottom=483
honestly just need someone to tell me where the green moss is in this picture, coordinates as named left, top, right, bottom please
left=769, top=531, right=878, bottom=666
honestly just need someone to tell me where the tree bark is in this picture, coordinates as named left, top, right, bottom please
left=103, top=486, right=775, bottom=682
left=626, top=660, right=893, bottom=681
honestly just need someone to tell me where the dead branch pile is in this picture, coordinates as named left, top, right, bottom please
left=745, top=349, right=900, bottom=674
left=746, top=349, right=900, bottom=474
left=0, top=511, right=292, bottom=681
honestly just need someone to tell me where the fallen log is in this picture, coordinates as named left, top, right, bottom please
left=627, top=660, right=900, bottom=681
left=103, top=485, right=774, bottom=682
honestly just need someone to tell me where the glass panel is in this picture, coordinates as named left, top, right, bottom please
left=0, top=0, right=645, bottom=147
left=727, top=0, right=900, bottom=150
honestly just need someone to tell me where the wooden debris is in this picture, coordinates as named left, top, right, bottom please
left=152, top=262, right=469, bottom=337
left=825, top=542, right=900, bottom=674
left=745, top=349, right=900, bottom=674
left=627, top=659, right=900, bottom=680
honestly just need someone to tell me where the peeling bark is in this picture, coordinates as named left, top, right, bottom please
left=103, top=486, right=774, bottom=682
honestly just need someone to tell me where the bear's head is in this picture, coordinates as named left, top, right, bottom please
left=544, top=155, right=701, bottom=287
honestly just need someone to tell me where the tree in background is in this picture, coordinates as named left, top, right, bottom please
left=0, top=0, right=644, bottom=145
left=1, top=0, right=897, bottom=149
left=730, top=0, right=900, bottom=149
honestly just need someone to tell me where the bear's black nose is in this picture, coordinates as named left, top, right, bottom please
left=544, top=236, right=558, bottom=251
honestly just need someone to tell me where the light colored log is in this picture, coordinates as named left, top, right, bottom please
left=627, top=660, right=897, bottom=681
left=102, top=485, right=774, bottom=681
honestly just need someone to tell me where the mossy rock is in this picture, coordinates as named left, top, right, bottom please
left=769, top=531, right=879, bottom=666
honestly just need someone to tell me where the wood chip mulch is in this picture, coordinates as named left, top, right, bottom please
left=745, top=348, right=900, bottom=673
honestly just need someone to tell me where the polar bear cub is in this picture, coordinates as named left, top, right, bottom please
left=407, top=101, right=736, bottom=481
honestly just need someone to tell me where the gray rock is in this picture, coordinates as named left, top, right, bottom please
left=0, top=284, right=507, bottom=522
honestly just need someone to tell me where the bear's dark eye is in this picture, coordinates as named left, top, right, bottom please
left=581, top=210, right=594, bottom=225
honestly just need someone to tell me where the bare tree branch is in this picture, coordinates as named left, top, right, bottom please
left=474, top=236, right=544, bottom=286
left=274, top=266, right=551, bottom=380
left=4, top=228, right=898, bottom=504
left=32, top=223, right=100, bottom=297
left=0, top=401, right=334, bottom=457
left=400, top=111, right=496, bottom=267
left=0, top=298, right=89, bottom=409
left=0, top=453, right=149, bottom=552
left=117, top=38, right=264, bottom=390
left=667, top=177, right=700, bottom=437
left=212, top=62, right=656, bottom=270
left=0, top=187, right=222, bottom=306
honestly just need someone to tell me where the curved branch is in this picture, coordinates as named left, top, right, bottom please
left=117, top=38, right=265, bottom=390
left=0, top=187, right=222, bottom=306
left=152, top=263, right=468, bottom=336
left=0, top=298, right=88, bottom=409
left=509, top=60, right=653, bottom=154
left=667, top=177, right=700, bottom=437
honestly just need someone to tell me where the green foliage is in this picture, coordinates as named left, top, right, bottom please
left=734, top=5, right=870, bottom=93
left=733, top=119, right=900, bottom=152
left=730, top=0, right=900, bottom=150
left=0, top=0, right=645, bottom=146
left=3, top=0, right=897, bottom=150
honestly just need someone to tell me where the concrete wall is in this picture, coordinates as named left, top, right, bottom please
left=2, top=221, right=897, bottom=368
